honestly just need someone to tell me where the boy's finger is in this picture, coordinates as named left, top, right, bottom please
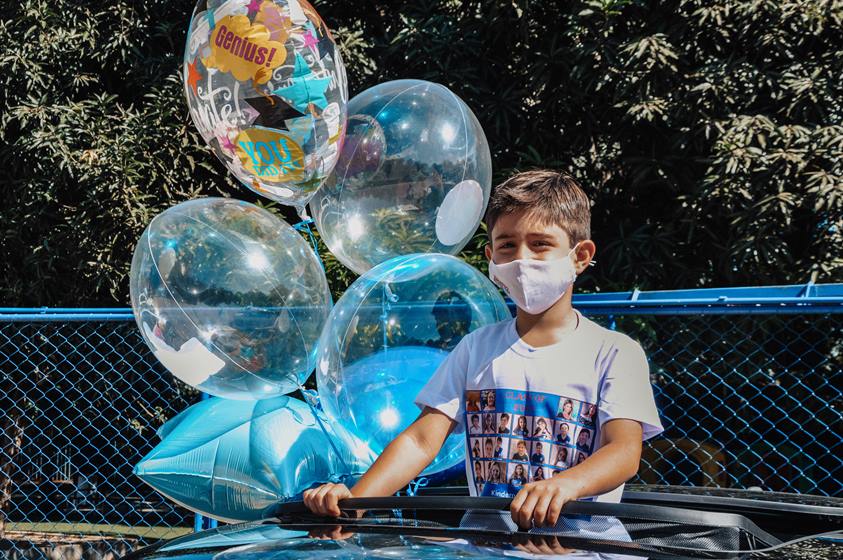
left=509, top=487, right=529, bottom=518
left=515, top=492, right=539, bottom=529
left=532, top=493, right=553, bottom=527
left=324, top=490, right=342, bottom=517
left=546, top=495, right=565, bottom=526
left=303, top=488, right=319, bottom=511
left=314, top=484, right=336, bottom=515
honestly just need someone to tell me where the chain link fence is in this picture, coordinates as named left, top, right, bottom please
left=1, top=286, right=841, bottom=559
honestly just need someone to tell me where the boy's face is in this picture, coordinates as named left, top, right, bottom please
left=485, top=208, right=594, bottom=267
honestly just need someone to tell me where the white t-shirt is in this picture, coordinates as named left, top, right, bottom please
left=415, top=309, right=663, bottom=502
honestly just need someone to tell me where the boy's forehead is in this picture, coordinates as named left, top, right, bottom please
left=491, top=209, right=571, bottom=242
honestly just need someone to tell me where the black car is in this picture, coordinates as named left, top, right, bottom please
left=125, top=485, right=842, bottom=560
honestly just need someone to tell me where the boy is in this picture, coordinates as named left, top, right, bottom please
left=494, top=436, right=504, bottom=458
left=530, top=442, right=545, bottom=465
left=555, top=422, right=571, bottom=445
left=468, top=414, right=482, bottom=435
left=304, top=170, right=662, bottom=529
left=497, top=412, right=511, bottom=433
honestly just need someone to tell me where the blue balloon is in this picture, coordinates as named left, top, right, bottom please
left=129, top=198, right=332, bottom=400
left=311, top=80, right=493, bottom=275
left=134, top=396, right=375, bottom=522
left=316, top=253, right=510, bottom=476
left=330, top=345, right=450, bottom=455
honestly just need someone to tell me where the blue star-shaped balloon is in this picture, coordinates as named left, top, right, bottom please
left=271, top=53, right=332, bottom=113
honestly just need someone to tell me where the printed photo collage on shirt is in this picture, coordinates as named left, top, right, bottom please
left=466, top=389, right=598, bottom=494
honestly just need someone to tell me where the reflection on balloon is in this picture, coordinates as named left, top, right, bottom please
left=311, top=80, right=492, bottom=274
left=134, top=396, right=375, bottom=522
left=129, top=198, right=331, bottom=399
left=158, top=524, right=307, bottom=553
left=316, top=253, right=510, bottom=476
left=184, top=0, right=347, bottom=209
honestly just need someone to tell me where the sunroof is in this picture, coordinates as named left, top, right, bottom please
left=268, top=496, right=792, bottom=559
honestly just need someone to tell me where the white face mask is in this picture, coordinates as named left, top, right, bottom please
left=488, top=245, right=580, bottom=315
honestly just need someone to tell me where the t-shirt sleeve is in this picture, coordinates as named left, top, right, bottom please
left=598, top=336, right=664, bottom=441
left=414, top=335, right=470, bottom=434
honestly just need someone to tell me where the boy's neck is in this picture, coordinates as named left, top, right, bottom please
left=514, top=290, right=578, bottom=347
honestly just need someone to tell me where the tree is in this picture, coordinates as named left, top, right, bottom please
left=1, top=0, right=840, bottom=301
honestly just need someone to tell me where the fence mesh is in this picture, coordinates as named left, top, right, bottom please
left=0, top=318, right=197, bottom=559
left=0, top=307, right=841, bottom=559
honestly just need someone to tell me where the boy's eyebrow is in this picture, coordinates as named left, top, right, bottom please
left=526, top=232, right=559, bottom=240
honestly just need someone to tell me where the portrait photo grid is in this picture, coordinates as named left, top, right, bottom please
left=465, top=388, right=598, bottom=496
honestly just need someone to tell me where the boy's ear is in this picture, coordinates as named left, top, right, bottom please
left=484, top=244, right=492, bottom=261
left=574, top=240, right=596, bottom=273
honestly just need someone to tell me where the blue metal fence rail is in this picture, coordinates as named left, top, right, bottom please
left=0, top=283, right=841, bottom=554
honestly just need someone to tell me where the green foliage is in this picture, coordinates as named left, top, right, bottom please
left=1, top=0, right=841, bottom=306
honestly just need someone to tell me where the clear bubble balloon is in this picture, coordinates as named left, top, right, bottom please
left=184, top=0, right=347, bottom=209
left=315, top=253, right=510, bottom=476
left=130, top=197, right=331, bottom=399
left=311, top=80, right=492, bottom=274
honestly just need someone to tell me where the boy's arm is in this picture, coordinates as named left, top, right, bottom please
left=509, top=418, right=642, bottom=529
left=303, top=407, right=456, bottom=516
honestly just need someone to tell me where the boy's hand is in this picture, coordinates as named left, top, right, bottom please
left=303, top=483, right=353, bottom=517
left=509, top=477, right=581, bottom=530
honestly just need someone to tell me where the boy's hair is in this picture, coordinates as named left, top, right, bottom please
left=485, top=170, right=591, bottom=244
left=500, top=413, right=510, bottom=420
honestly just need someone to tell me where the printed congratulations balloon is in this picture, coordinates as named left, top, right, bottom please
left=134, top=396, right=375, bottom=522
left=129, top=198, right=331, bottom=399
left=311, top=80, right=492, bottom=275
left=184, top=0, right=347, bottom=209
left=315, top=253, right=510, bottom=476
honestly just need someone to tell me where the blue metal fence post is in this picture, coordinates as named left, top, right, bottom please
left=193, top=392, right=212, bottom=532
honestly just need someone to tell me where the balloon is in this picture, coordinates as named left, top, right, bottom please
left=134, top=396, right=375, bottom=522
left=311, top=80, right=492, bottom=274
left=129, top=198, right=331, bottom=399
left=184, top=0, right=347, bottom=209
left=315, top=253, right=510, bottom=476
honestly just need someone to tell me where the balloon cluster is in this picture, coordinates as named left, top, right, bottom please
left=133, top=0, right=500, bottom=523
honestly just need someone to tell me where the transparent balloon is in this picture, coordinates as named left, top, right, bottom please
left=311, top=80, right=492, bottom=274
left=315, top=253, right=510, bottom=476
left=129, top=198, right=331, bottom=399
left=184, top=0, right=347, bottom=210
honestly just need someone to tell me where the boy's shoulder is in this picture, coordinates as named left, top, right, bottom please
left=456, top=317, right=515, bottom=349
left=579, top=312, right=646, bottom=355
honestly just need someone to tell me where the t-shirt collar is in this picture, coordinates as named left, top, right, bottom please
left=508, top=309, right=584, bottom=357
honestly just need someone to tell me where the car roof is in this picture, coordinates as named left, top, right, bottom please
left=125, top=489, right=843, bottom=560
